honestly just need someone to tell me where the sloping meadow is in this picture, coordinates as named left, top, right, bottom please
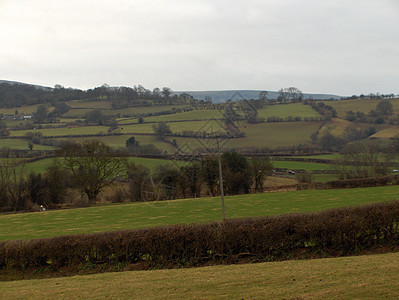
left=1, top=201, right=399, bottom=279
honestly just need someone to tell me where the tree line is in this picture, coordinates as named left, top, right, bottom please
left=0, top=82, right=197, bottom=108
left=0, top=140, right=273, bottom=212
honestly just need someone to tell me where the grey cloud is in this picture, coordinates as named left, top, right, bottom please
left=1, top=0, right=398, bottom=95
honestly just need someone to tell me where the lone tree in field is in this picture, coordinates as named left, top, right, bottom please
left=376, top=100, right=393, bottom=116
left=153, top=122, right=172, bottom=141
left=58, top=140, right=126, bottom=203
left=250, top=156, right=273, bottom=192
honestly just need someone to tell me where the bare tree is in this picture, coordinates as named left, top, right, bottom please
left=250, top=156, right=273, bottom=192
left=0, top=159, right=27, bottom=211
left=58, top=140, right=127, bottom=203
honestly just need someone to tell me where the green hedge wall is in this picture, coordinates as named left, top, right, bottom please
left=1, top=201, right=398, bottom=274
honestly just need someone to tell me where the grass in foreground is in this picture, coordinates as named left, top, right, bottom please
left=1, top=252, right=398, bottom=299
left=1, top=185, right=398, bottom=241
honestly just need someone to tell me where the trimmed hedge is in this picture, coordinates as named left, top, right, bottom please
left=323, top=175, right=399, bottom=189
left=1, top=201, right=399, bottom=274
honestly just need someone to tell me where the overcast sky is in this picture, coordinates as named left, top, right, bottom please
left=1, top=0, right=399, bottom=95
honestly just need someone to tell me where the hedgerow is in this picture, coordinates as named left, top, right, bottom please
left=1, top=201, right=398, bottom=276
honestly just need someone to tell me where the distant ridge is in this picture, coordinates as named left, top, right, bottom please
left=0, top=80, right=52, bottom=91
left=0, top=80, right=342, bottom=102
left=178, top=90, right=342, bottom=103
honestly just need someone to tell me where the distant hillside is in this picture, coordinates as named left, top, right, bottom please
left=1, top=80, right=342, bottom=104
left=0, top=80, right=52, bottom=91
left=178, top=90, right=342, bottom=103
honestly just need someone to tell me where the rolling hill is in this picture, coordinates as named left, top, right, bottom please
left=178, top=89, right=342, bottom=102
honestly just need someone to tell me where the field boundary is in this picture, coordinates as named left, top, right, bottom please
left=1, top=201, right=398, bottom=280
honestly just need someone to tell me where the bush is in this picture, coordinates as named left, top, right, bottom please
left=107, top=188, right=129, bottom=203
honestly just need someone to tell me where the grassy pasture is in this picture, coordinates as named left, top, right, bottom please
left=169, top=122, right=321, bottom=151
left=321, top=99, right=399, bottom=118
left=60, top=108, right=93, bottom=118
left=117, top=117, right=139, bottom=125
left=127, top=157, right=187, bottom=170
left=110, top=105, right=190, bottom=117
left=1, top=185, right=398, bottom=241
left=9, top=126, right=110, bottom=137
left=291, top=154, right=339, bottom=160
left=238, top=121, right=322, bottom=148
left=2, top=252, right=398, bottom=299
left=319, top=118, right=353, bottom=137
left=0, top=104, right=42, bottom=115
left=65, top=100, right=112, bottom=109
left=62, top=105, right=191, bottom=118
left=0, top=138, right=55, bottom=150
left=272, top=160, right=331, bottom=171
left=310, top=174, right=338, bottom=182
left=318, top=118, right=390, bottom=138
left=172, top=121, right=322, bottom=151
left=58, top=134, right=177, bottom=153
left=348, top=138, right=394, bottom=149
left=58, top=118, right=84, bottom=123
left=3, top=119, right=34, bottom=127
left=257, top=102, right=321, bottom=119
left=370, top=126, right=399, bottom=139
left=144, top=109, right=224, bottom=122
left=119, top=120, right=227, bottom=135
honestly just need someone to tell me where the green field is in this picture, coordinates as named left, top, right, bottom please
left=310, top=174, right=338, bottom=182
left=257, top=102, right=321, bottom=119
left=1, top=185, right=398, bottom=241
left=117, top=117, right=139, bottom=125
left=318, top=118, right=389, bottom=138
left=0, top=104, right=42, bottom=115
left=9, top=126, right=110, bottom=137
left=171, top=121, right=322, bottom=151
left=61, top=105, right=190, bottom=119
left=144, top=109, right=224, bottom=122
left=65, top=100, right=112, bottom=109
left=58, top=135, right=177, bottom=153
left=291, top=154, right=339, bottom=160
left=120, top=120, right=227, bottom=135
left=321, top=99, right=399, bottom=118
left=128, top=157, right=186, bottom=170
left=272, top=160, right=331, bottom=171
left=2, top=252, right=398, bottom=299
left=0, top=138, right=55, bottom=150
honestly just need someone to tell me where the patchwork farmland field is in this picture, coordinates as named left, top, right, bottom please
left=60, top=104, right=190, bottom=118
left=170, top=121, right=323, bottom=151
left=272, top=160, right=331, bottom=171
left=65, top=100, right=112, bottom=109
left=144, top=109, right=224, bottom=122
left=257, top=102, right=321, bottom=119
left=9, top=125, right=110, bottom=137
left=120, top=120, right=227, bottom=135
left=57, top=134, right=177, bottom=153
left=370, top=126, right=399, bottom=139
left=1, top=185, right=398, bottom=241
left=321, top=99, right=399, bottom=118
left=0, top=138, right=55, bottom=150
